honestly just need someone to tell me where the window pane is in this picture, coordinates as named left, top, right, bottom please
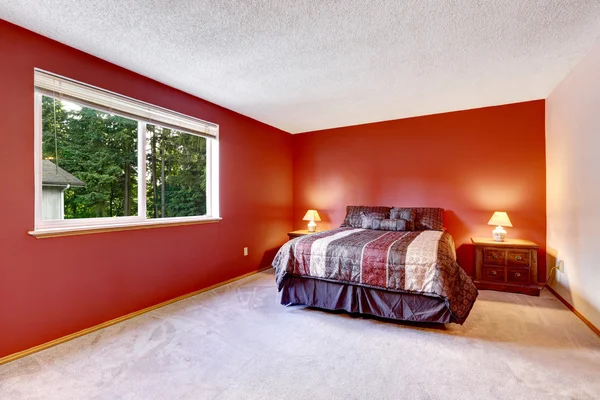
left=41, top=96, right=138, bottom=220
left=146, top=125, right=207, bottom=218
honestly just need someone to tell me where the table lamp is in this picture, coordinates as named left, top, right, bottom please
left=302, top=209, right=321, bottom=232
left=487, top=211, right=512, bottom=242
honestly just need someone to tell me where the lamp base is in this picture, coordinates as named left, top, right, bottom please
left=307, top=220, right=317, bottom=232
left=492, top=225, right=507, bottom=242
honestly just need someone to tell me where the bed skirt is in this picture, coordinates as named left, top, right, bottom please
left=280, top=276, right=463, bottom=324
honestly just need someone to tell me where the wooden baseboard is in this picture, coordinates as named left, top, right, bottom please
left=0, top=267, right=272, bottom=366
left=545, top=285, right=600, bottom=338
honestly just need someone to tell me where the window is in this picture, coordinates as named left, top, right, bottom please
left=33, top=70, right=219, bottom=236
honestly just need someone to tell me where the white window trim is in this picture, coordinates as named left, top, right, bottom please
left=30, top=70, right=220, bottom=237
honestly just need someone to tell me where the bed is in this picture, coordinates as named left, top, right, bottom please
left=272, top=206, right=478, bottom=324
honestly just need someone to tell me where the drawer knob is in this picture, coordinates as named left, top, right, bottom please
left=516, top=256, right=522, bottom=261
left=492, top=254, right=498, bottom=259
left=491, top=270, right=497, bottom=275
left=515, top=272, right=521, bottom=277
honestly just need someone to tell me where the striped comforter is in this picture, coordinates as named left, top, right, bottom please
left=273, top=228, right=478, bottom=320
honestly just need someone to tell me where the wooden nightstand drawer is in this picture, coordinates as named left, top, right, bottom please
left=483, top=248, right=505, bottom=265
left=483, top=266, right=505, bottom=282
left=472, top=237, right=540, bottom=296
left=507, top=267, right=530, bottom=284
left=507, top=250, right=530, bottom=267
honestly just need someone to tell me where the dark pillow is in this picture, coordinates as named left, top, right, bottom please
left=371, top=218, right=411, bottom=231
left=341, top=206, right=391, bottom=228
left=390, top=208, right=415, bottom=221
left=390, top=208, right=416, bottom=230
left=360, top=212, right=387, bottom=229
left=391, top=207, right=444, bottom=230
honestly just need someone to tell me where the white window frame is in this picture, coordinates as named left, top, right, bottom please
left=31, top=70, right=220, bottom=237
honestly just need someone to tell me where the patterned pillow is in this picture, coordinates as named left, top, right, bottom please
left=341, top=206, right=392, bottom=228
left=390, top=208, right=415, bottom=221
left=390, top=208, right=415, bottom=230
left=371, top=218, right=411, bottom=231
left=360, top=212, right=387, bottom=229
left=392, top=207, right=444, bottom=230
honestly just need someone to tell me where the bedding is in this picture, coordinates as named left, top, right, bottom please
left=370, top=218, right=411, bottom=231
left=341, top=206, right=392, bottom=228
left=359, top=211, right=387, bottom=229
left=389, top=208, right=416, bottom=230
left=392, top=207, right=444, bottom=231
left=280, top=277, right=455, bottom=323
left=272, top=227, right=478, bottom=324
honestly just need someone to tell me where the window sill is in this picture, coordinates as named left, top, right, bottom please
left=28, top=217, right=222, bottom=238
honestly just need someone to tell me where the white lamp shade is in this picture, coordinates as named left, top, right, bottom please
left=302, top=209, right=321, bottom=222
left=487, top=211, right=513, bottom=227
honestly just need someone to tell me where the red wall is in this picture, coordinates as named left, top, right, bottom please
left=292, top=101, right=546, bottom=277
left=0, top=21, right=293, bottom=358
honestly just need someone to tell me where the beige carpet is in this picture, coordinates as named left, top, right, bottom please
left=1, top=270, right=599, bottom=400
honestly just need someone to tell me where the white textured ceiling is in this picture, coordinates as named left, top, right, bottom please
left=3, top=1, right=600, bottom=133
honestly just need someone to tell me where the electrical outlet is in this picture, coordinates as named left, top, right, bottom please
left=556, top=259, right=565, bottom=273
left=243, top=247, right=248, bottom=256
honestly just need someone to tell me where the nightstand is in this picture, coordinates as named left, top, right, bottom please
left=287, top=230, right=318, bottom=240
left=471, top=237, right=541, bottom=296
